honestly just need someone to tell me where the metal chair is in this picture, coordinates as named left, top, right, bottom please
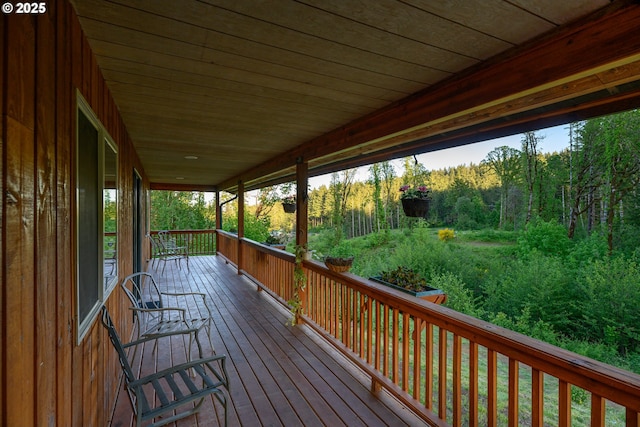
left=120, top=272, right=214, bottom=360
left=101, top=306, right=229, bottom=427
left=152, top=231, right=189, bottom=274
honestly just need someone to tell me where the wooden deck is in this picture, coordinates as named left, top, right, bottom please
left=109, top=255, right=428, bottom=427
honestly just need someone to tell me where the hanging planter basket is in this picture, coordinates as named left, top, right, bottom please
left=401, top=198, right=430, bottom=218
left=282, top=202, right=296, bottom=213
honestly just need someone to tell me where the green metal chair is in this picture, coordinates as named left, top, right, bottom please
left=120, top=271, right=214, bottom=360
left=101, top=306, right=229, bottom=427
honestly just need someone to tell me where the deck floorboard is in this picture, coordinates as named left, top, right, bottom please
left=108, top=255, right=428, bottom=427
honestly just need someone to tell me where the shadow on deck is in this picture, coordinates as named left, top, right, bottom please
left=109, top=255, right=427, bottom=427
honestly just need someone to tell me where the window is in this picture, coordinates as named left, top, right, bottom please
left=76, top=93, right=118, bottom=343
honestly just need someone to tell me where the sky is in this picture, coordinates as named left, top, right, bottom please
left=308, top=124, right=573, bottom=189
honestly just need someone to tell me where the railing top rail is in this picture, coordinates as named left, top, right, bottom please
left=241, top=238, right=294, bottom=262
left=150, top=229, right=216, bottom=234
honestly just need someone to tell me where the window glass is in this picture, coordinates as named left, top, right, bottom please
left=104, top=138, right=118, bottom=291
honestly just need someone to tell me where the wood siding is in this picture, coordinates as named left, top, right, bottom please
left=1, top=2, right=149, bottom=425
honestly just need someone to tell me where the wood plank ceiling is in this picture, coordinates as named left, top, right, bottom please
left=70, top=0, right=640, bottom=192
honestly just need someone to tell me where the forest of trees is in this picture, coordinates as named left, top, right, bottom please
left=295, top=111, right=640, bottom=254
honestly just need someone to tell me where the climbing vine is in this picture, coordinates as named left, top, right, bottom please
left=287, top=244, right=307, bottom=325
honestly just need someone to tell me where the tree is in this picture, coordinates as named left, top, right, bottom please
left=482, top=146, right=521, bottom=229
left=522, top=131, right=543, bottom=223
left=597, top=110, right=640, bottom=251
left=369, top=163, right=387, bottom=233
left=330, top=169, right=357, bottom=243
left=567, top=120, right=603, bottom=238
left=253, top=186, right=279, bottom=220
left=150, top=191, right=216, bottom=230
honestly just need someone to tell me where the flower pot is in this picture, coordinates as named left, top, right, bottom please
left=282, top=202, right=296, bottom=213
left=324, top=256, right=353, bottom=273
left=370, top=276, right=447, bottom=304
left=401, top=198, right=430, bottom=218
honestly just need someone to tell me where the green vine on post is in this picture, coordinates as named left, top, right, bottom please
left=288, top=244, right=307, bottom=326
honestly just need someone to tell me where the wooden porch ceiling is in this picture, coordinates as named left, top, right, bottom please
left=70, top=0, right=640, bottom=192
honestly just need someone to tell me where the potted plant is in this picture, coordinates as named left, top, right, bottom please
left=399, top=185, right=431, bottom=217
left=370, top=266, right=446, bottom=304
left=264, top=234, right=286, bottom=250
left=323, top=243, right=354, bottom=273
left=324, top=255, right=354, bottom=272
left=281, top=195, right=296, bottom=213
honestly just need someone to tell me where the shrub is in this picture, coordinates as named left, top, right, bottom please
left=429, top=271, right=481, bottom=316
left=438, top=228, right=455, bottom=242
left=517, top=218, right=573, bottom=258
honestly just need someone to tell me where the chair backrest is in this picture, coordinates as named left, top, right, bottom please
left=157, top=230, right=172, bottom=247
left=120, top=272, right=163, bottom=310
left=146, top=233, right=162, bottom=254
left=101, top=306, right=136, bottom=384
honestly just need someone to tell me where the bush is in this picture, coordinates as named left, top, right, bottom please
left=438, top=228, right=455, bottom=242
left=518, top=219, right=573, bottom=258
left=429, top=271, right=481, bottom=316
left=223, top=213, right=270, bottom=243
left=577, top=255, right=640, bottom=353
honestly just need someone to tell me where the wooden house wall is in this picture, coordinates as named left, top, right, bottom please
left=1, top=1, right=150, bottom=425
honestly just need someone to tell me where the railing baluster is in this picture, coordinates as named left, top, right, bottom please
left=627, top=408, right=640, bottom=427
left=559, top=380, right=571, bottom=427
left=488, top=349, right=497, bottom=426
left=508, top=359, right=519, bottom=427
left=469, top=341, right=478, bottom=427
left=453, top=334, right=462, bottom=427
left=383, top=305, right=389, bottom=378
left=425, top=321, right=433, bottom=410
left=532, top=368, right=544, bottom=427
left=392, top=308, right=399, bottom=385
left=366, top=296, right=373, bottom=364
left=414, top=317, right=422, bottom=402
left=402, top=312, right=410, bottom=392
left=439, top=327, right=448, bottom=421
left=591, top=394, right=605, bottom=427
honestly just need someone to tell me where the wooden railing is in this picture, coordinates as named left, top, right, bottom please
left=150, top=229, right=216, bottom=255
left=216, top=230, right=238, bottom=265
left=216, top=237, right=640, bottom=427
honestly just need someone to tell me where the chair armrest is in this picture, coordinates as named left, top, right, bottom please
left=161, top=292, right=212, bottom=316
left=122, top=326, right=199, bottom=349
left=129, top=306, right=187, bottom=316
left=161, top=291, right=206, bottom=298
left=128, top=354, right=229, bottom=389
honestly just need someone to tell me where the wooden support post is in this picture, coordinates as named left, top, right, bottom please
left=215, top=189, right=221, bottom=254
left=237, top=181, right=244, bottom=275
left=295, top=158, right=308, bottom=248
left=296, top=159, right=308, bottom=323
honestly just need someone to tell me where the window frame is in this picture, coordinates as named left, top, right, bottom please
left=76, top=92, right=119, bottom=344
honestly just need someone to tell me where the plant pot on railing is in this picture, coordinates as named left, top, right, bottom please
left=370, top=266, right=446, bottom=304
left=324, top=256, right=354, bottom=273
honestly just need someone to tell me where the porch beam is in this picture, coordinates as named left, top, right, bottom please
left=218, top=1, right=640, bottom=192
